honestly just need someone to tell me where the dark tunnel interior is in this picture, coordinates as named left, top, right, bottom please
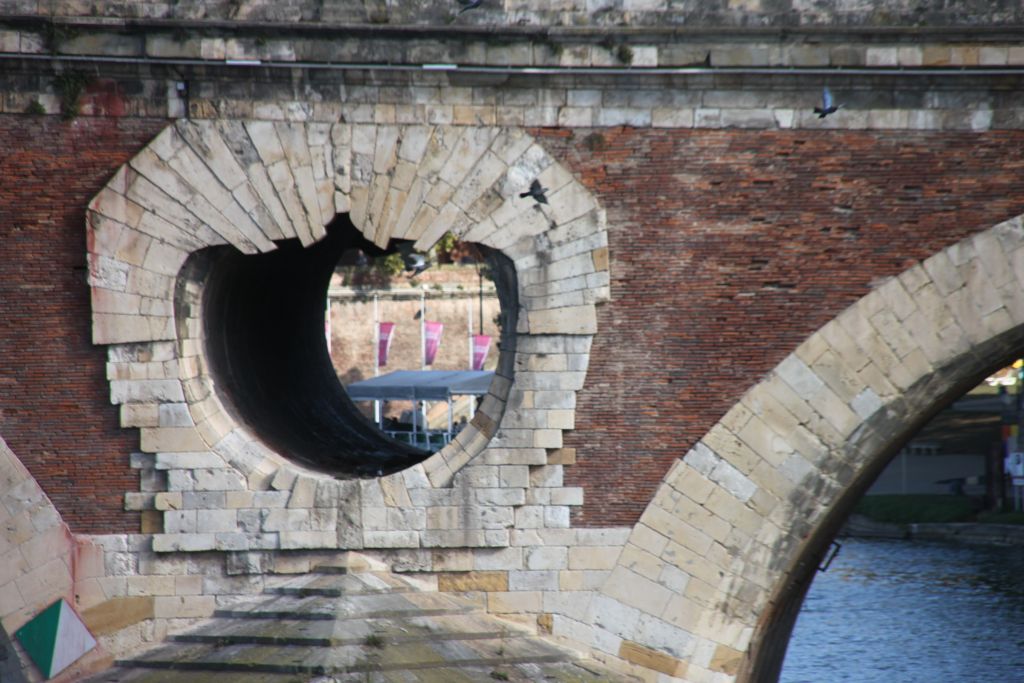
left=198, top=217, right=430, bottom=478
left=188, top=216, right=519, bottom=478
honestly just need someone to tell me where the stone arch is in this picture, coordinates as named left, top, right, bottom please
left=87, top=119, right=607, bottom=554
left=583, top=215, right=1024, bottom=681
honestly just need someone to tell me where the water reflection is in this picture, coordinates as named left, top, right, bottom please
left=782, top=538, right=1024, bottom=683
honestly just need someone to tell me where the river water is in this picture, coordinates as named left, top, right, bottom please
left=781, top=537, right=1024, bottom=682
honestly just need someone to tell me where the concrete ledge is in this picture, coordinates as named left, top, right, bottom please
left=908, top=522, right=1024, bottom=545
left=842, top=515, right=1024, bottom=545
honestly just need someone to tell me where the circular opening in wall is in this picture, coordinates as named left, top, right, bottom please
left=187, top=215, right=517, bottom=478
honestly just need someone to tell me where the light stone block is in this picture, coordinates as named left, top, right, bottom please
left=110, top=379, right=184, bottom=404
left=544, top=506, right=571, bottom=528
left=126, top=575, right=176, bottom=597
left=154, top=452, right=223, bottom=470
left=154, top=595, right=215, bottom=619
left=287, top=476, right=318, bottom=509
left=509, top=570, right=559, bottom=592
left=197, top=509, right=237, bottom=533
left=488, top=591, right=541, bottom=614
left=152, top=534, right=216, bottom=552
left=474, top=488, right=527, bottom=507
left=525, top=546, right=568, bottom=571
left=589, top=594, right=642, bottom=641
left=279, top=531, right=337, bottom=549
left=140, top=427, right=207, bottom=453
left=190, top=468, right=247, bottom=491
left=364, top=530, right=420, bottom=548
left=568, top=546, right=622, bottom=571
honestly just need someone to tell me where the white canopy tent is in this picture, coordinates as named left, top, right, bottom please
left=345, top=370, right=494, bottom=450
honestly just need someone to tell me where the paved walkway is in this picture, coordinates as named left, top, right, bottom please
left=84, top=562, right=630, bottom=683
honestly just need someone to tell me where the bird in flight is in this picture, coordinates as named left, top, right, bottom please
left=457, top=0, right=483, bottom=13
left=519, top=179, right=548, bottom=204
left=814, top=87, right=841, bottom=118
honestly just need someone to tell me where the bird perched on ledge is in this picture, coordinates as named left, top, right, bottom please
left=814, top=86, right=841, bottom=118
left=520, top=178, right=549, bottom=204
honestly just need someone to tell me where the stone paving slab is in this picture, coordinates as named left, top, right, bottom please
left=82, top=566, right=634, bottom=683
left=263, top=571, right=414, bottom=597
left=215, top=591, right=482, bottom=621
left=104, top=636, right=570, bottom=674
left=88, top=660, right=622, bottom=682
left=169, top=612, right=526, bottom=647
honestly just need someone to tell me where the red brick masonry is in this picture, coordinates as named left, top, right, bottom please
left=538, top=128, right=1024, bottom=527
left=4, top=117, right=1024, bottom=533
left=0, top=116, right=167, bottom=534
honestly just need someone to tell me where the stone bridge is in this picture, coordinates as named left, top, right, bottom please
left=3, top=2, right=1024, bottom=681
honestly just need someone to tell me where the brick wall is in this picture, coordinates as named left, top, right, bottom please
left=6, top=116, right=1024, bottom=534
left=0, top=115, right=167, bottom=534
left=541, top=128, right=1024, bottom=527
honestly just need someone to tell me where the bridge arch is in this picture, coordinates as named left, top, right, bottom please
left=585, top=215, right=1024, bottom=681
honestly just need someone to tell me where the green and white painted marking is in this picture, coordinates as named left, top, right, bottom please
left=15, top=599, right=96, bottom=678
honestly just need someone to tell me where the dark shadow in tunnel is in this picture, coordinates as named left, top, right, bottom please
left=194, top=216, right=428, bottom=477
left=182, top=215, right=517, bottom=479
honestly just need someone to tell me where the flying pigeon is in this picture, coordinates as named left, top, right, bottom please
left=402, top=252, right=429, bottom=276
left=519, top=179, right=548, bottom=204
left=457, top=0, right=483, bottom=13
left=813, top=87, right=841, bottom=118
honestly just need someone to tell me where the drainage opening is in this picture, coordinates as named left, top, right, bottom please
left=187, top=216, right=516, bottom=478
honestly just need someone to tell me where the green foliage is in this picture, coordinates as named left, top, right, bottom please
left=599, top=37, right=634, bottom=65
left=363, top=633, right=385, bottom=648
left=489, top=672, right=509, bottom=681
left=854, top=494, right=977, bottom=524
left=542, top=39, right=564, bottom=57
left=24, top=100, right=46, bottom=115
left=436, top=231, right=457, bottom=256
left=54, top=71, right=90, bottom=120
left=582, top=132, right=606, bottom=152
left=44, top=21, right=79, bottom=53
left=376, top=252, right=405, bottom=277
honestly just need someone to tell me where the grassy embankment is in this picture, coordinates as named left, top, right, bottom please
left=855, top=495, right=1024, bottom=525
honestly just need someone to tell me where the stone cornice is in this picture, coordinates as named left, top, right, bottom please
left=7, top=14, right=1024, bottom=43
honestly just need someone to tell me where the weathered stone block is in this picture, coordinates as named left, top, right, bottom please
left=151, top=534, right=216, bottom=553
left=140, top=427, right=207, bottom=453
left=81, top=596, right=154, bottom=636
left=154, top=595, right=216, bottom=619
left=509, top=569, right=558, bottom=592
left=488, top=591, right=542, bottom=613
left=437, top=570, right=508, bottom=592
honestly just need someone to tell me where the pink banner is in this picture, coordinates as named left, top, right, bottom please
left=424, top=321, right=443, bottom=366
left=377, top=322, right=395, bottom=367
left=471, top=334, right=492, bottom=371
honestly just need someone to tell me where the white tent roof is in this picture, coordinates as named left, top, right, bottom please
left=345, top=370, right=494, bottom=401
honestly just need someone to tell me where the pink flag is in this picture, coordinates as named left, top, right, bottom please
left=377, top=322, right=395, bottom=367
left=471, top=334, right=492, bottom=371
left=424, top=321, right=443, bottom=366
